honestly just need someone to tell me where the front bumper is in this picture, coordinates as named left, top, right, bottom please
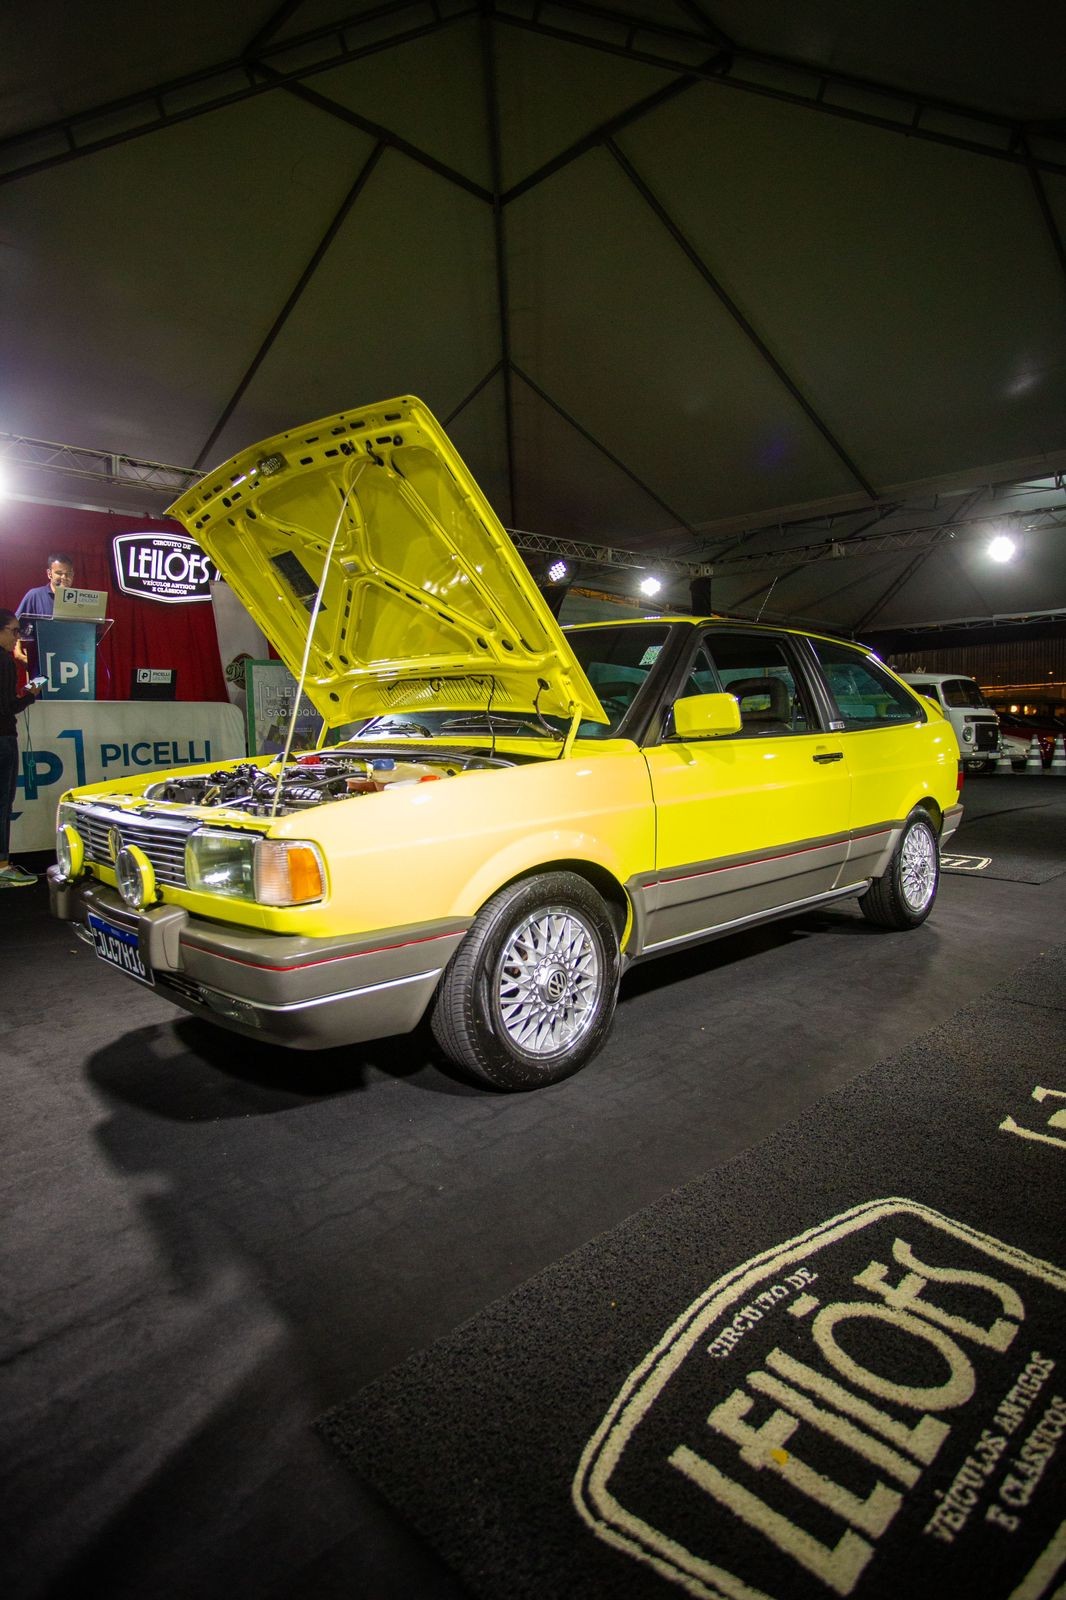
left=49, top=868, right=466, bottom=1050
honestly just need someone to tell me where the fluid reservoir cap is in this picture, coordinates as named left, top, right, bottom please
left=372, top=758, right=395, bottom=770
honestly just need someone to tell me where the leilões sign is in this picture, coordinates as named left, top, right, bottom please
left=113, top=532, right=220, bottom=603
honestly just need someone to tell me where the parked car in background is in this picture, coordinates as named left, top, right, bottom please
left=993, top=712, right=1057, bottom=767
left=996, top=729, right=1032, bottom=769
left=899, top=672, right=1000, bottom=773
left=47, top=397, right=963, bottom=1090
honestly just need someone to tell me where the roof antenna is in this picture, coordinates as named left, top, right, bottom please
left=754, top=576, right=779, bottom=623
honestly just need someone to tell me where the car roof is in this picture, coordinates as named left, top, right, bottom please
left=563, top=615, right=868, bottom=651
left=898, top=671, right=979, bottom=683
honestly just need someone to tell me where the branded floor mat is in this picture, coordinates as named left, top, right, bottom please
left=946, top=798, right=1066, bottom=884
left=318, top=948, right=1066, bottom=1600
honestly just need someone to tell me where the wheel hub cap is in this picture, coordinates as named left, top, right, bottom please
left=495, top=909, right=600, bottom=1058
left=538, top=964, right=568, bottom=1003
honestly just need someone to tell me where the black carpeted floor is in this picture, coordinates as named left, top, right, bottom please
left=2, top=775, right=1065, bottom=1600
left=318, top=956, right=1066, bottom=1599
left=941, top=789, right=1066, bottom=883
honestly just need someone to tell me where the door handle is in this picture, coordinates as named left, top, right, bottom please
left=812, top=750, right=844, bottom=764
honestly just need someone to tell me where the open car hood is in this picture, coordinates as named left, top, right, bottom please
left=167, top=397, right=607, bottom=732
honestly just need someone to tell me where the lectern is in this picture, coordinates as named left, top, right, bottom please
left=34, top=614, right=113, bottom=700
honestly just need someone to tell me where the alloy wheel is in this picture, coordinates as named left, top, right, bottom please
left=493, top=907, right=601, bottom=1058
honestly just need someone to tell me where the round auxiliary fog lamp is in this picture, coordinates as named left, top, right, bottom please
left=56, top=823, right=85, bottom=879
left=115, top=844, right=157, bottom=910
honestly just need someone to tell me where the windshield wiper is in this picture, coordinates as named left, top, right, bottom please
left=440, top=713, right=563, bottom=741
left=363, top=720, right=433, bottom=737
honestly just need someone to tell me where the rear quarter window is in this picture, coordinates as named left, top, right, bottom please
left=812, top=642, right=923, bottom=730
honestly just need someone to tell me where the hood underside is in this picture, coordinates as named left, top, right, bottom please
left=167, top=396, right=607, bottom=730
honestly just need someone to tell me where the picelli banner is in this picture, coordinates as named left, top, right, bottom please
left=12, top=700, right=246, bottom=850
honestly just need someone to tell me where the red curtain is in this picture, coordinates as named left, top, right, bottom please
left=0, top=502, right=227, bottom=702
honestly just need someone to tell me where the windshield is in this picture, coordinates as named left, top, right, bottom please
left=353, top=622, right=671, bottom=741
left=566, top=622, right=670, bottom=735
left=942, top=678, right=991, bottom=709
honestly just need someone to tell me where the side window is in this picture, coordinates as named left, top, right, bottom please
left=703, top=634, right=813, bottom=736
left=680, top=647, right=719, bottom=700
left=907, top=681, right=939, bottom=703
left=658, top=646, right=719, bottom=739
left=812, top=641, right=923, bottom=729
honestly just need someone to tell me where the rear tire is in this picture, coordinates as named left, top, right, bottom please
left=431, top=872, right=620, bottom=1090
left=860, top=810, right=940, bottom=930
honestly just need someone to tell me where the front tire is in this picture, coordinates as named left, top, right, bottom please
left=431, top=872, right=621, bottom=1089
left=860, top=810, right=940, bottom=930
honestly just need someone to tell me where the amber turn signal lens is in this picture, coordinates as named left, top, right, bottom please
left=254, top=840, right=325, bottom=905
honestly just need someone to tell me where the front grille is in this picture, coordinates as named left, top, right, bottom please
left=74, top=807, right=199, bottom=888
left=973, top=723, right=998, bottom=751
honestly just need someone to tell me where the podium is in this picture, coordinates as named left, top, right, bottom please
left=35, top=617, right=114, bottom=700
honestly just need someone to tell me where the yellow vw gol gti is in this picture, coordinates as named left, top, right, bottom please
left=49, top=397, right=963, bottom=1090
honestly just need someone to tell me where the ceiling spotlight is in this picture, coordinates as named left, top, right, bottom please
left=639, top=575, right=662, bottom=597
left=988, top=535, right=1016, bottom=563
left=547, top=560, right=568, bottom=583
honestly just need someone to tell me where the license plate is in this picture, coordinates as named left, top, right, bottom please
left=87, top=912, right=154, bottom=986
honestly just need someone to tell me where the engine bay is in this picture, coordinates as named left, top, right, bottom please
left=142, top=746, right=513, bottom=816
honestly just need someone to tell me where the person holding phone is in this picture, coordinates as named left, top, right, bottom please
left=0, top=607, right=42, bottom=887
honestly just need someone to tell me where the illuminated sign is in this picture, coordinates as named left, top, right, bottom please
left=112, top=532, right=220, bottom=604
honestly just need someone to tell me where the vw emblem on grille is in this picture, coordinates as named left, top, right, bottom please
left=108, top=827, right=123, bottom=862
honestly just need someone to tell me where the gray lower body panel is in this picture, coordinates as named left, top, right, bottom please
left=637, top=838, right=851, bottom=951
left=50, top=869, right=465, bottom=1050
left=625, top=807, right=959, bottom=960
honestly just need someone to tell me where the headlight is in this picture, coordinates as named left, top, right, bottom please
left=115, top=844, right=157, bottom=910
left=185, top=831, right=257, bottom=899
left=185, top=832, right=324, bottom=906
left=56, top=822, right=85, bottom=879
left=962, top=726, right=974, bottom=741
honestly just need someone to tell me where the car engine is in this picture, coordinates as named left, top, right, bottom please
left=142, top=748, right=510, bottom=816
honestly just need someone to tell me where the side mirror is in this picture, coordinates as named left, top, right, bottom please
left=672, top=692, right=742, bottom=739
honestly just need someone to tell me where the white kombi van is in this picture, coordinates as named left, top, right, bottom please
left=899, top=671, right=1000, bottom=773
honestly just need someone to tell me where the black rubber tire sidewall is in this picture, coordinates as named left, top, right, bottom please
left=431, top=872, right=620, bottom=1090
left=860, top=811, right=940, bottom=930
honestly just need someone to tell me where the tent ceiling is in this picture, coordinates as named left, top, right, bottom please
left=2, top=0, right=1065, bottom=633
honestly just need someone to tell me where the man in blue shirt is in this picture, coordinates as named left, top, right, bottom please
left=15, top=552, right=75, bottom=669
